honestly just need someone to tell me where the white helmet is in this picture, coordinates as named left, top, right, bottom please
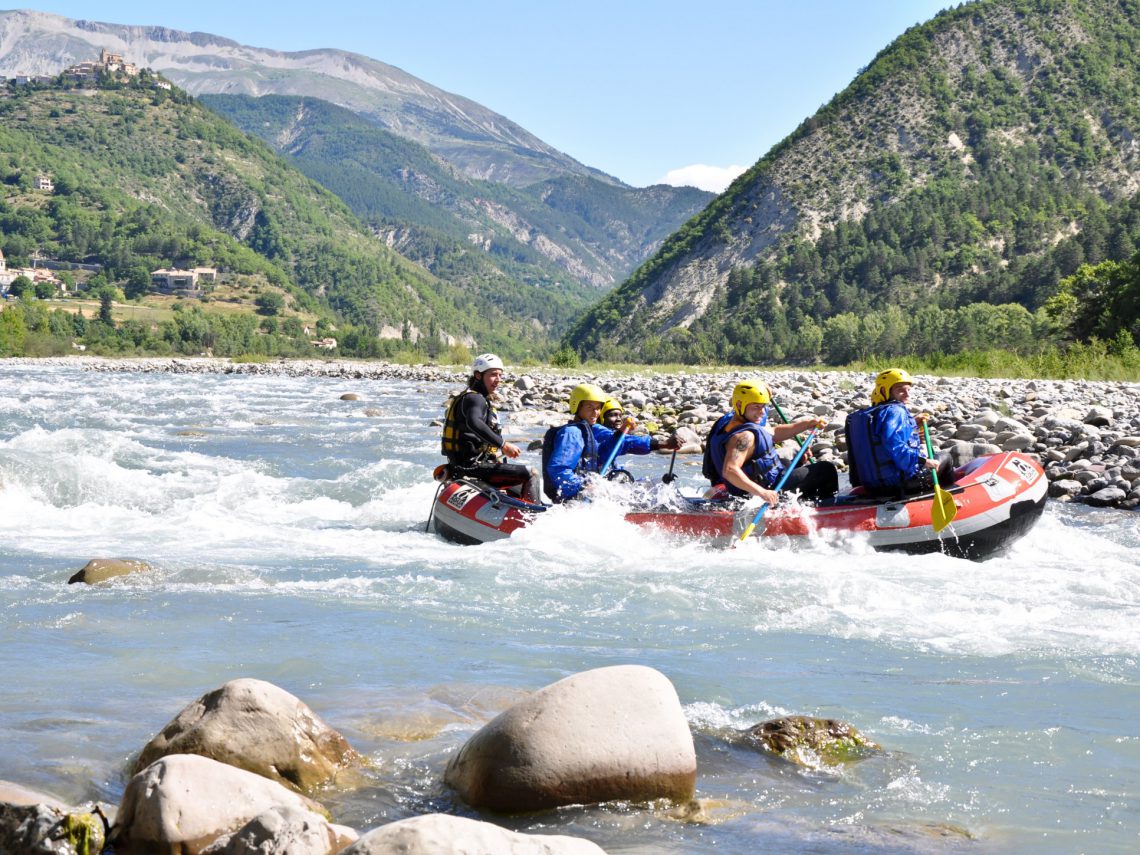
left=472, top=353, right=504, bottom=373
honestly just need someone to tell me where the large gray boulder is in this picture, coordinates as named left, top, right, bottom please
left=200, top=805, right=357, bottom=855
left=133, top=678, right=358, bottom=793
left=444, top=665, right=696, bottom=811
left=110, top=754, right=327, bottom=855
left=341, top=814, right=606, bottom=854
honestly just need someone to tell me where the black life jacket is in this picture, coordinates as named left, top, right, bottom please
left=703, top=412, right=783, bottom=496
left=540, top=421, right=597, bottom=503
left=441, top=387, right=500, bottom=463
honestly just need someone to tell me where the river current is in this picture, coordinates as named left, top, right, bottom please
left=0, top=362, right=1137, bottom=854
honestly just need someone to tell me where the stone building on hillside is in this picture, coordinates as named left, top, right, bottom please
left=150, top=267, right=217, bottom=297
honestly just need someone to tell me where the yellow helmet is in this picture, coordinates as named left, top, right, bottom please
left=600, top=398, right=623, bottom=419
left=568, top=382, right=608, bottom=415
left=870, top=368, right=914, bottom=405
left=731, top=380, right=771, bottom=418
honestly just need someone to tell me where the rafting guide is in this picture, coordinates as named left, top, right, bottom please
left=440, top=353, right=540, bottom=503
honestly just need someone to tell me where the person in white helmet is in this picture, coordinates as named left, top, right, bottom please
left=441, top=353, right=539, bottom=502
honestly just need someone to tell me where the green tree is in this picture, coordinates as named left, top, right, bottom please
left=7, top=275, right=33, bottom=298
left=254, top=292, right=285, bottom=316
left=98, top=289, right=114, bottom=326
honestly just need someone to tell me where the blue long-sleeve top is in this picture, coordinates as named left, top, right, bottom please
left=874, top=403, right=924, bottom=480
left=592, top=424, right=652, bottom=463
left=545, top=423, right=653, bottom=501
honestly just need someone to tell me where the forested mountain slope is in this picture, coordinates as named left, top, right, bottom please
left=0, top=76, right=562, bottom=355
left=199, top=94, right=711, bottom=295
left=567, top=0, right=1140, bottom=363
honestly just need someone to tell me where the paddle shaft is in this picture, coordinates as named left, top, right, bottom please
left=598, top=424, right=629, bottom=477
left=922, top=422, right=939, bottom=487
left=737, top=429, right=818, bottom=542
left=773, top=400, right=813, bottom=458
left=662, top=446, right=679, bottom=484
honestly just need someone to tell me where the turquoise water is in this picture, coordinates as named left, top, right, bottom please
left=1, top=362, right=1137, bottom=854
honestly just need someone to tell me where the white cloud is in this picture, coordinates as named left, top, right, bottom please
left=659, top=164, right=746, bottom=193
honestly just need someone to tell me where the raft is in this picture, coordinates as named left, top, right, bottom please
left=429, top=452, right=1047, bottom=560
left=625, top=451, right=1047, bottom=559
left=429, top=477, right=547, bottom=545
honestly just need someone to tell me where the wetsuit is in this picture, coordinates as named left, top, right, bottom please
left=442, top=384, right=534, bottom=495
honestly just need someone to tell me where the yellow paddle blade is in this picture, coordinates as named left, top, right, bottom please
left=931, top=483, right=957, bottom=533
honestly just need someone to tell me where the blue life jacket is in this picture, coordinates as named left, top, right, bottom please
left=703, top=412, right=783, bottom=496
left=844, top=402, right=920, bottom=489
left=541, top=420, right=599, bottom=502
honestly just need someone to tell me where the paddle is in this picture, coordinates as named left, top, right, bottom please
left=598, top=421, right=630, bottom=478
left=772, top=399, right=813, bottom=460
left=736, top=428, right=818, bottom=543
left=661, top=445, right=679, bottom=484
left=923, top=422, right=957, bottom=533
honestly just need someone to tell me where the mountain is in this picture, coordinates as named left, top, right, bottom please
left=0, top=9, right=607, bottom=188
left=0, top=10, right=714, bottom=297
left=198, top=94, right=713, bottom=293
left=0, top=74, right=569, bottom=355
left=566, top=0, right=1140, bottom=363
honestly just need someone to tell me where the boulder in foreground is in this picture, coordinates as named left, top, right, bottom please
left=341, top=814, right=606, bottom=854
left=133, top=677, right=359, bottom=792
left=444, top=664, right=696, bottom=811
left=111, top=753, right=328, bottom=855
left=200, top=805, right=357, bottom=855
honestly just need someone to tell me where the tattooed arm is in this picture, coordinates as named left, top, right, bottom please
left=722, top=431, right=779, bottom=506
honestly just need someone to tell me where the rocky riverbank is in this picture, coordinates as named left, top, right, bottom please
left=0, top=672, right=883, bottom=854
left=14, top=356, right=1140, bottom=510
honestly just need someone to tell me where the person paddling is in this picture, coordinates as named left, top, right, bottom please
left=844, top=368, right=955, bottom=497
left=703, top=380, right=837, bottom=504
left=441, top=353, right=540, bottom=502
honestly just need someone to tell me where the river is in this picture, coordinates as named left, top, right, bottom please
left=0, top=362, right=1137, bottom=854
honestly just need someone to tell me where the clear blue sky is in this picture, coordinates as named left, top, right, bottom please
left=25, top=1, right=954, bottom=190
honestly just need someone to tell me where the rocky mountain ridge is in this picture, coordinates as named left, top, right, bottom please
left=0, top=8, right=612, bottom=188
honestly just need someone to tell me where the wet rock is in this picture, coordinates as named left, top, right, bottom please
left=111, top=754, right=327, bottom=855
left=362, top=408, right=383, bottom=417
left=68, top=558, right=152, bottom=585
left=444, top=664, right=696, bottom=811
left=133, top=678, right=359, bottom=793
left=0, top=802, right=106, bottom=855
left=1086, top=486, right=1127, bottom=507
left=741, top=716, right=880, bottom=766
left=200, top=805, right=356, bottom=855
left=1048, top=479, right=1083, bottom=499
left=340, top=814, right=606, bottom=854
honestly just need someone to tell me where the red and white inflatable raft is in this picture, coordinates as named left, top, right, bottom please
left=429, top=452, right=1047, bottom=560
left=625, top=451, right=1047, bottom=559
left=429, top=478, right=547, bottom=545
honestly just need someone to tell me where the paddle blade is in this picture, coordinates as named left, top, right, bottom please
left=931, top=484, right=957, bottom=532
